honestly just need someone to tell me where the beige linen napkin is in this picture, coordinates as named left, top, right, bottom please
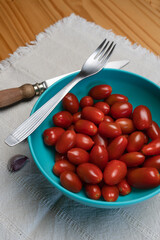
left=0, top=14, right=160, bottom=240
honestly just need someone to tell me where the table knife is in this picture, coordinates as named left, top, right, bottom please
left=0, top=60, right=129, bottom=108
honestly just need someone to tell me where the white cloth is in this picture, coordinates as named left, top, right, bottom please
left=0, top=14, right=160, bottom=240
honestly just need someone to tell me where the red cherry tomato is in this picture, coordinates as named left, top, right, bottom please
left=133, top=105, right=152, bottom=130
left=141, top=138, right=160, bottom=155
left=145, top=121, right=160, bottom=140
left=75, top=133, right=94, bottom=150
left=53, top=160, right=75, bottom=176
left=143, top=155, right=160, bottom=171
left=92, top=133, right=108, bottom=148
left=62, top=93, right=79, bottom=113
left=67, top=148, right=89, bottom=165
left=60, top=171, right=82, bottom=193
left=53, top=111, right=73, bottom=128
left=103, top=115, right=114, bottom=123
left=80, top=96, right=94, bottom=108
left=107, top=136, right=128, bottom=160
left=81, top=106, right=104, bottom=124
left=55, top=152, right=67, bottom=162
left=115, top=118, right=135, bottom=134
left=117, top=179, right=131, bottom=196
left=89, top=84, right=112, bottom=100
left=94, top=102, right=110, bottom=115
left=77, top=163, right=103, bottom=184
left=74, top=119, right=97, bottom=136
left=98, top=122, right=122, bottom=138
left=127, top=167, right=159, bottom=189
left=110, top=102, right=133, bottom=119
left=105, top=94, right=128, bottom=106
left=55, top=130, right=76, bottom=154
left=43, top=127, right=65, bottom=146
left=85, top=184, right=101, bottom=200
left=127, top=131, right=145, bottom=152
left=119, top=152, right=145, bottom=167
left=102, top=185, right=119, bottom=202
left=90, top=145, right=108, bottom=170
left=103, top=160, right=127, bottom=185
left=73, top=112, right=81, bottom=124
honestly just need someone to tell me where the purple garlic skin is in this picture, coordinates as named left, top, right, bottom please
left=8, top=154, right=29, bottom=172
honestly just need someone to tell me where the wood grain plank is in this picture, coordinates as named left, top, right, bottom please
left=144, top=0, right=160, bottom=12
left=0, top=0, right=159, bottom=61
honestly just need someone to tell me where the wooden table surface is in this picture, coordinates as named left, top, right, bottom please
left=0, top=0, right=160, bottom=61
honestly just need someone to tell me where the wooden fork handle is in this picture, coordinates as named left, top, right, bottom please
left=0, top=84, right=36, bottom=108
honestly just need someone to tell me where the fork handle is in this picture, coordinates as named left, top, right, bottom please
left=5, top=73, right=85, bottom=146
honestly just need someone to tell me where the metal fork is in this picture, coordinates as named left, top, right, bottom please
left=5, top=39, right=116, bottom=146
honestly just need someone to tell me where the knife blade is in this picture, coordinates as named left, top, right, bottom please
left=0, top=60, right=129, bottom=108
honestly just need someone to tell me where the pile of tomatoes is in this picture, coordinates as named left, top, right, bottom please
left=43, top=84, right=160, bottom=202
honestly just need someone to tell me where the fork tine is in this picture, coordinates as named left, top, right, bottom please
left=101, top=43, right=116, bottom=64
left=99, top=41, right=114, bottom=60
left=95, top=41, right=109, bottom=59
left=90, top=38, right=107, bottom=59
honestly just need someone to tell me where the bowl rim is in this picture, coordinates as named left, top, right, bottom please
left=28, top=68, right=160, bottom=207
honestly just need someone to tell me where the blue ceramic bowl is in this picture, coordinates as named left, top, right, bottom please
left=28, top=69, right=160, bottom=208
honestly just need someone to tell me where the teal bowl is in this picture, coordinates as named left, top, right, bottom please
left=28, top=69, right=160, bottom=208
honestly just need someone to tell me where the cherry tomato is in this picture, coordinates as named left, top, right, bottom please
left=103, top=115, right=114, bottom=123
left=55, top=130, right=76, bottom=154
left=98, top=122, right=122, bottom=138
left=92, top=133, right=108, bottom=148
left=81, top=106, right=104, bottom=125
left=80, top=96, right=94, bottom=108
left=126, top=131, right=145, bottom=152
left=73, top=112, right=81, bottom=123
left=53, top=111, right=73, bottom=128
left=94, top=102, right=110, bottom=115
left=53, top=160, right=75, bottom=176
left=119, top=152, right=145, bottom=167
left=67, top=148, right=89, bottom=165
left=89, top=84, right=112, bottom=100
left=85, top=184, right=101, bottom=200
left=145, top=121, right=160, bottom=140
left=62, top=93, right=79, bottom=113
left=117, top=179, right=131, bottom=196
left=115, top=118, right=135, bottom=134
left=127, top=167, right=159, bottom=189
left=110, top=102, right=133, bottom=119
left=133, top=105, right=152, bottom=130
left=90, top=145, right=108, bottom=170
left=43, top=127, right=65, bottom=146
left=75, top=133, right=94, bottom=150
left=105, top=94, right=128, bottom=106
left=143, top=155, right=160, bottom=171
left=102, top=185, right=119, bottom=202
left=60, top=171, right=82, bottom=193
left=141, top=138, right=160, bottom=155
left=103, top=160, right=127, bottom=185
left=107, top=136, right=128, bottom=160
left=74, top=119, right=97, bottom=136
left=77, top=163, right=103, bottom=184
left=55, top=152, right=67, bottom=162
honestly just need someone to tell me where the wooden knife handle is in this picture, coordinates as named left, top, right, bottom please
left=0, top=84, right=36, bottom=108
